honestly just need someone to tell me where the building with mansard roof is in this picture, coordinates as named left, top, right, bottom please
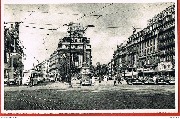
left=110, top=4, right=175, bottom=78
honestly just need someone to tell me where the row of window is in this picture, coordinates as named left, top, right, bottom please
left=139, top=46, right=156, bottom=56
left=140, top=56, right=158, bottom=65
left=164, top=55, right=174, bottom=62
left=148, top=4, right=175, bottom=25
left=141, top=38, right=156, bottom=49
left=128, top=13, right=175, bottom=43
left=117, top=36, right=175, bottom=57
left=116, top=54, right=174, bottom=68
left=61, top=37, right=89, bottom=43
left=59, top=44, right=91, bottom=49
left=162, top=15, right=175, bottom=27
left=129, top=19, right=174, bottom=41
left=158, top=31, right=175, bottom=41
left=158, top=39, right=175, bottom=47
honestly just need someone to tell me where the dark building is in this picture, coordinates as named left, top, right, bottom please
left=4, top=22, right=24, bottom=81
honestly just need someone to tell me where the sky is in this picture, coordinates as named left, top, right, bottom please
left=3, top=1, right=175, bottom=70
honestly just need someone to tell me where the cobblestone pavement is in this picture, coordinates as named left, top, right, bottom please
left=4, top=80, right=175, bottom=110
left=4, top=80, right=175, bottom=94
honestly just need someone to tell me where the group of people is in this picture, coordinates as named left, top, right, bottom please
left=113, top=74, right=122, bottom=86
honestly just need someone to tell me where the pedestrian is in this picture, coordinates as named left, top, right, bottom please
left=65, top=74, right=68, bottom=82
left=153, top=75, right=157, bottom=83
left=113, top=75, right=117, bottom=86
left=29, top=76, right=33, bottom=87
left=99, top=76, right=102, bottom=83
left=59, top=75, right=62, bottom=82
left=118, top=76, right=122, bottom=84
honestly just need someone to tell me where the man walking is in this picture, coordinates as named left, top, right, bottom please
left=118, top=76, right=122, bottom=84
left=113, top=74, right=117, bottom=86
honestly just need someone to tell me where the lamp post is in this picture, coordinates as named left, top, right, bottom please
left=63, top=23, right=75, bottom=87
left=82, top=25, right=95, bottom=67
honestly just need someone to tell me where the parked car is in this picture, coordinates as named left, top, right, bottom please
left=103, top=75, right=108, bottom=81
left=126, top=78, right=144, bottom=85
left=8, top=78, right=17, bottom=85
left=80, top=75, right=92, bottom=86
left=4, top=78, right=8, bottom=85
left=168, top=77, right=175, bottom=85
left=81, top=79, right=92, bottom=86
left=16, top=77, right=22, bottom=85
left=49, top=75, right=55, bottom=82
left=92, top=76, right=99, bottom=81
left=156, top=77, right=169, bottom=85
left=144, top=78, right=156, bottom=85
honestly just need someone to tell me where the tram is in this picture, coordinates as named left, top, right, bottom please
left=22, top=69, right=43, bottom=86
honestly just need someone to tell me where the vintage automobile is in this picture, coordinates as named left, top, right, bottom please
left=80, top=66, right=93, bottom=86
left=126, top=78, right=144, bottom=85
left=4, top=78, right=8, bottom=84
left=156, top=77, right=169, bottom=85
left=144, top=78, right=156, bottom=85
left=80, top=78, right=92, bottom=86
left=168, top=77, right=175, bottom=85
left=92, top=76, right=99, bottom=81
left=48, top=75, right=55, bottom=82
left=8, top=78, right=17, bottom=85
left=16, top=77, right=22, bottom=85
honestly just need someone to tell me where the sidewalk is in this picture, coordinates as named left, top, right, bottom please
left=4, top=80, right=128, bottom=92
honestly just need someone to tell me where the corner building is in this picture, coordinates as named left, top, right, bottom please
left=56, top=23, right=92, bottom=77
left=112, top=4, right=175, bottom=77
left=127, top=4, right=175, bottom=74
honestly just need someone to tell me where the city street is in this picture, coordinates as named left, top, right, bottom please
left=3, top=3, right=176, bottom=112
left=4, top=80, right=175, bottom=110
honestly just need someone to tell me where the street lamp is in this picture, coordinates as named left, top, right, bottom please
left=63, top=23, right=74, bottom=87
left=83, top=25, right=95, bottom=67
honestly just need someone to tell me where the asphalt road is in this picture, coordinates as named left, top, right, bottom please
left=4, top=80, right=175, bottom=110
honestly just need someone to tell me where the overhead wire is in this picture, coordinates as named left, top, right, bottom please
left=5, top=5, right=48, bottom=67
left=5, top=2, right=174, bottom=69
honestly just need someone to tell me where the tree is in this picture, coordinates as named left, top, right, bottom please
left=100, top=64, right=108, bottom=75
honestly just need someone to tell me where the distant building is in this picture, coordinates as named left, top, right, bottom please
left=48, top=51, right=58, bottom=76
left=48, top=23, right=92, bottom=78
left=107, top=59, right=114, bottom=79
left=113, top=42, right=127, bottom=75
